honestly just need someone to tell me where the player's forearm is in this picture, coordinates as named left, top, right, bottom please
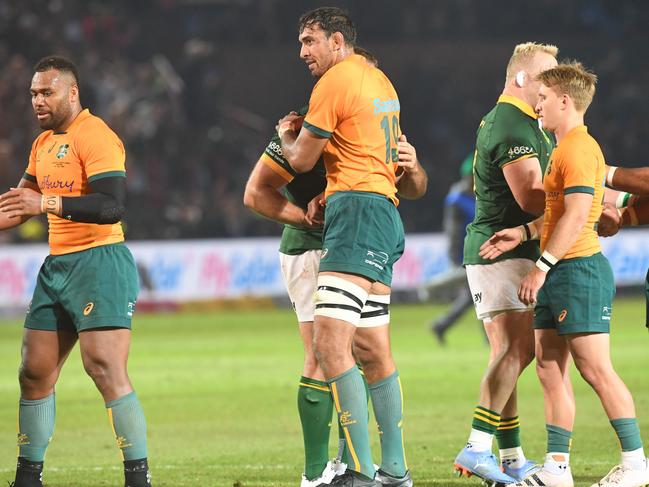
left=517, top=189, right=545, bottom=216
left=243, top=184, right=307, bottom=226
left=396, top=163, right=428, bottom=199
left=609, top=166, right=649, bottom=195
left=0, top=213, right=30, bottom=230
left=620, top=195, right=649, bottom=227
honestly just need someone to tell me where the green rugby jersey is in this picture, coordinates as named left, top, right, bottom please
left=464, top=95, right=555, bottom=265
left=261, top=106, right=326, bottom=255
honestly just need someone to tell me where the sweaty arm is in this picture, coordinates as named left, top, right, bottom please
left=244, top=158, right=308, bottom=226
left=607, top=165, right=649, bottom=195
left=503, top=156, right=545, bottom=215
left=278, top=119, right=329, bottom=174
left=0, top=178, right=40, bottom=230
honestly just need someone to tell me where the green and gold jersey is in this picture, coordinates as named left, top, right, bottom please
left=260, top=105, right=326, bottom=255
left=464, top=95, right=555, bottom=265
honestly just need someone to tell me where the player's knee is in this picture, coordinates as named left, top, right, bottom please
left=574, top=361, right=609, bottom=390
left=83, top=357, right=126, bottom=391
left=313, top=275, right=369, bottom=327
left=535, top=360, right=561, bottom=387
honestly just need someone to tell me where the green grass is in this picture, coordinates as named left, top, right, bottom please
left=1, top=298, right=648, bottom=486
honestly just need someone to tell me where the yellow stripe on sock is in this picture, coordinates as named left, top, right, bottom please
left=107, top=408, right=124, bottom=461
left=299, top=382, right=330, bottom=393
left=498, top=419, right=519, bottom=427
left=331, top=381, right=360, bottom=472
left=496, top=423, right=520, bottom=430
left=475, top=408, right=500, bottom=420
left=398, top=376, right=408, bottom=470
left=473, top=413, right=500, bottom=426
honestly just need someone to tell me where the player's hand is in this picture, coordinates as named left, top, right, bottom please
left=478, top=227, right=522, bottom=259
left=0, top=187, right=43, bottom=218
left=304, top=191, right=325, bottom=228
left=518, top=267, right=546, bottom=305
left=598, top=202, right=622, bottom=237
left=276, top=112, right=302, bottom=136
left=395, top=134, right=419, bottom=181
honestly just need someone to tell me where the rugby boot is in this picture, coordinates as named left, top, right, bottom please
left=329, top=472, right=379, bottom=486
left=124, top=458, right=152, bottom=487
left=301, top=459, right=348, bottom=487
left=590, top=459, right=649, bottom=487
left=503, top=464, right=573, bottom=487
left=12, top=457, right=43, bottom=487
left=454, top=446, right=516, bottom=485
left=502, top=459, right=541, bottom=481
left=375, top=468, right=413, bottom=487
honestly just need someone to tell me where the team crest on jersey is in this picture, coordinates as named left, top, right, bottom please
left=56, top=144, right=70, bottom=159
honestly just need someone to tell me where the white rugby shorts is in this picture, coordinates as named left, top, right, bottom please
left=465, top=258, right=535, bottom=322
left=279, top=250, right=321, bottom=323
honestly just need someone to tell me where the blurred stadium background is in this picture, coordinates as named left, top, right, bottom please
left=1, top=1, right=649, bottom=486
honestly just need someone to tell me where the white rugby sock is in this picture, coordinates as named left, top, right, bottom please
left=467, top=428, right=494, bottom=452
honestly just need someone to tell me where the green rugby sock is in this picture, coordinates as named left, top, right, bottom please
left=18, top=394, right=56, bottom=461
left=369, top=371, right=407, bottom=477
left=339, top=368, right=370, bottom=468
left=106, top=391, right=148, bottom=461
left=330, top=366, right=374, bottom=479
left=472, top=405, right=500, bottom=434
left=546, top=424, right=572, bottom=453
left=611, top=418, right=644, bottom=451
left=298, top=377, right=333, bottom=480
left=496, top=416, right=522, bottom=449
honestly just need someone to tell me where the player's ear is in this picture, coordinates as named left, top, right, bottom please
left=331, top=31, right=345, bottom=51
left=515, top=71, right=526, bottom=88
left=69, top=83, right=79, bottom=101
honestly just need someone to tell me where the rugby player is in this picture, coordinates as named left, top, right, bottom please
left=0, top=56, right=151, bottom=487
left=481, top=61, right=649, bottom=487
left=276, top=7, right=427, bottom=486
left=454, top=43, right=563, bottom=485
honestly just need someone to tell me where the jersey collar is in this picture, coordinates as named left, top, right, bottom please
left=497, top=94, right=538, bottom=119
left=54, top=108, right=90, bottom=134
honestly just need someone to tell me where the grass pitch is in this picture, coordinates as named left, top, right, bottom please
left=1, top=298, right=648, bottom=486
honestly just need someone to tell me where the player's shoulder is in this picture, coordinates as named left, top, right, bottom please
left=75, top=110, right=122, bottom=143
left=556, top=127, right=599, bottom=158
left=31, top=129, right=53, bottom=150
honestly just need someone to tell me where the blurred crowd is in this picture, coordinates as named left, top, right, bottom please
left=1, top=0, right=648, bottom=243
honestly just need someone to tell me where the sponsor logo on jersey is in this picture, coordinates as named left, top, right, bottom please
left=321, top=248, right=329, bottom=260
left=558, top=309, right=568, bottom=322
left=83, top=302, right=94, bottom=316
left=373, top=97, right=400, bottom=114
left=507, top=145, right=534, bottom=158
left=56, top=144, right=70, bottom=159
left=40, top=175, right=74, bottom=193
left=473, top=292, right=482, bottom=303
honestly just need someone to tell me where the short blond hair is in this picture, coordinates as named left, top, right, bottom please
left=506, top=42, right=559, bottom=77
left=537, top=61, right=597, bottom=112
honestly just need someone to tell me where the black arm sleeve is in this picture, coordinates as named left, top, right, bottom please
left=60, top=176, right=126, bottom=224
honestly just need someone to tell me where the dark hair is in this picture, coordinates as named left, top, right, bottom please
left=354, top=46, right=378, bottom=68
left=34, top=56, right=80, bottom=87
left=298, top=7, right=357, bottom=46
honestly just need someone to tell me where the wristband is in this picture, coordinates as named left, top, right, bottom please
left=41, top=195, right=61, bottom=215
left=536, top=250, right=558, bottom=272
left=615, top=192, right=632, bottom=208
left=606, top=166, right=618, bottom=188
